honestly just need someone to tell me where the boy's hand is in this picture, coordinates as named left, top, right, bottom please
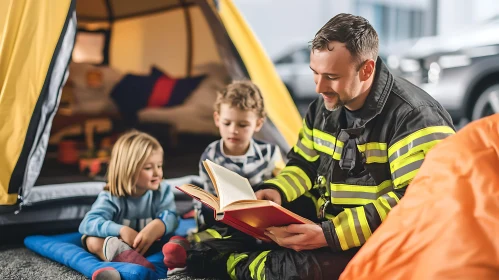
left=119, top=226, right=139, bottom=247
left=133, top=219, right=165, bottom=255
left=255, top=189, right=282, bottom=205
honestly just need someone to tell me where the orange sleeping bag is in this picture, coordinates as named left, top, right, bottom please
left=340, top=114, right=499, bottom=280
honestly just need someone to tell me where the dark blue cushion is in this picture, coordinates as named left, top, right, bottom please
left=24, top=218, right=196, bottom=280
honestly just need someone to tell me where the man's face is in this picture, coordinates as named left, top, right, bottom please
left=309, top=42, right=363, bottom=111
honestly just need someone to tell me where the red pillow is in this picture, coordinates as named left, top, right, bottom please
left=147, top=74, right=206, bottom=108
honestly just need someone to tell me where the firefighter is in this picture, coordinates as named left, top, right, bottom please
left=184, top=13, right=456, bottom=279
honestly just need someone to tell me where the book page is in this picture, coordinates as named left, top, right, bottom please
left=176, top=184, right=220, bottom=212
left=204, top=160, right=257, bottom=210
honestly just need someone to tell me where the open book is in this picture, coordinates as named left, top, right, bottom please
left=176, top=159, right=314, bottom=242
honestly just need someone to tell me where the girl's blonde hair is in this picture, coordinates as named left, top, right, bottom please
left=105, top=130, right=163, bottom=197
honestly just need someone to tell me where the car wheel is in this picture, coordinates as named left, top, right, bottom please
left=471, top=84, right=499, bottom=121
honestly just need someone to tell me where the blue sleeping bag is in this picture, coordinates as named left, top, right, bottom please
left=24, top=218, right=196, bottom=280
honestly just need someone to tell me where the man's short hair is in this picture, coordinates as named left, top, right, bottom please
left=311, top=13, right=379, bottom=64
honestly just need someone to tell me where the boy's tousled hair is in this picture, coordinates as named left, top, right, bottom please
left=105, top=130, right=163, bottom=197
left=214, top=80, right=266, bottom=118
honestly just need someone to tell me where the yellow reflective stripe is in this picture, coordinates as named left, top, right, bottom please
left=390, top=140, right=439, bottom=169
left=332, top=214, right=349, bottom=251
left=357, top=142, right=387, bottom=152
left=205, top=228, right=223, bottom=239
left=227, top=253, right=248, bottom=280
left=300, top=127, right=314, bottom=147
left=356, top=207, right=372, bottom=241
left=388, top=126, right=454, bottom=160
left=293, top=141, right=319, bottom=162
left=373, top=193, right=398, bottom=221
left=393, top=169, right=420, bottom=188
left=387, top=192, right=400, bottom=203
left=331, top=180, right=393, bottom=193
left=302, top=119, right=313, bottom=138
left=357, top=142, right=388, bottom=163
left=249, top=250, right=270, bottom=280
left=328, top=180, right=394, bottom=205
left=281, top=166, right=312, bottom=190
left=331, top=197, right=378, bottom=205
left=280, top=174, right=304, bottom=199
left=345, top=208, right=361, bottom=247
left=193, top=233, right=201, bottom=242
left=268, top=166, right=312, bottom=201
left=265, top=178, right=295, bottom=201
left=313, top=129, right=343, bottom=160
left=373, top=201, right=388, bottom=221
left=391, top=151, right=424, bottom=188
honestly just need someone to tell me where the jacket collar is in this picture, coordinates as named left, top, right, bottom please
left=348, top=57, right=394, bottom=128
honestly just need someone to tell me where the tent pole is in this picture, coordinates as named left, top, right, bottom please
left=103, top=0, right=114, bottom=65
left=180, top=0, right=193, bottom=77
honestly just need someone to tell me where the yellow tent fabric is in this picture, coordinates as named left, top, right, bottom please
left=0, top=0, right=72, bottom=205
left=218, top=0, right=301, bottom=146
left=340, top=114, right=499, bottom=280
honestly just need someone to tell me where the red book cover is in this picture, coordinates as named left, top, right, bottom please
left=218, top=202, right=314, bottom=242
left=175, top=184, right=314, bottom=242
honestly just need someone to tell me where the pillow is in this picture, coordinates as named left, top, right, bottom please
left=147, top=75, right=206, bottom=108
left=110, top=66, right=205, bottom=122
left=69, top=62, right=123, bottom=114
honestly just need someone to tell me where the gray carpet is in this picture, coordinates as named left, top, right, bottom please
left=0, top=245, right=217, bottom=280
left=0, top=246, right=86, bottom=280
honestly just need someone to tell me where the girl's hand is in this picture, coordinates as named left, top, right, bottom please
left=119, top=226, right=139, bottom=247
left=133, top=219, right=165, bottom=255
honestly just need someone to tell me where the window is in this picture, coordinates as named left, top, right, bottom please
left=72, top=30, right=107, bottom=64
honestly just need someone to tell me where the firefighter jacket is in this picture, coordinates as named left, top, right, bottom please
left=264, top=58, right=455, bottom=252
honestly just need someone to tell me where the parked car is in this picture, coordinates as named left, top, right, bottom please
left=387, top=16, right=499, bottom=123
left=274, top=45, right=317, bottom=101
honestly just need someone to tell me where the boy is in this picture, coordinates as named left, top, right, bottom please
left=162, top=80, right=283, bottom=274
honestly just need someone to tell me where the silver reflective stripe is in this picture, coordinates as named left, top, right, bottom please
left=391, top=159, right=424, bottom=180
left=331, top=185, right=393, bottom=200
left=282, top=169, right=308, bottom=190
left=389, top=132, right=452, bottom=162
left=314, top=137, right=343, bottom=156
left=381, top=193, right=398, bottom=208
left=365, top=149, right=387, bottom=158
left=296, top=141, right=319, bottom=158
left=350, top=208, right=366, bottom=245
left=282, top=174, right=303, bottom=197
left=303, top=130, right=313, bottom=142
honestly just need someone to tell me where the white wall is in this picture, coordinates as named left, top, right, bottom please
left=438, top=0, right=499, bottom=35
left=232, top=0, right=352, bottom=58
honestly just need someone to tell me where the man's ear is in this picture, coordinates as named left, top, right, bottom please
left=254, top=118, right=265, bottom=132
left=360, top=59, right=376, bottom=81
left=214, top=112, right=220, bottom=128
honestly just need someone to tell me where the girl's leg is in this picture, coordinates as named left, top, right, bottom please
left=85, top=236, right=106, bottom=261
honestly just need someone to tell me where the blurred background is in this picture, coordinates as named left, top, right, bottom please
left=234, top=0, right=499, bottom=126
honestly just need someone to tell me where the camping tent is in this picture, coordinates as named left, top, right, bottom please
left=340, top=114, right=499, bottom=280
left=0, top=0, right=302, bottom=235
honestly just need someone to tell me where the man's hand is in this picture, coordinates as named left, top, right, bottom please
left=255, top=189, right=282, bottom=205
left=119, top=226, right=139, bottom=247
left=133, top=219, right=165, bottom=255
left=264, top=224, right=327, bottom=251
